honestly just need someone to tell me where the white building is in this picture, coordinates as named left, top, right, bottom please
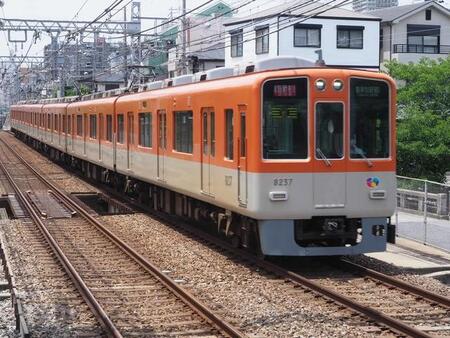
left=353, top=0, right=398, bottom=13
left=223, top=1, right=382, bottom=69
left=167, top=1, right=232, bottom=77
left=371, top=1, right=450, bottom=63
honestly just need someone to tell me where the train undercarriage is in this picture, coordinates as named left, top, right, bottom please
left=13, top=129, right=392, bottom=257
left=14, top=129, right=262, bottom=254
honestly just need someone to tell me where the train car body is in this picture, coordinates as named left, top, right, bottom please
left=10, top=59, right=397, bottom=256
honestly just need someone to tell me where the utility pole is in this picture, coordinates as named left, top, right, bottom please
left=123, top=6, right=128, bottom=86
left=181, top=0, right=187, bottom=75
left=93, top=30, right=98, bottom=92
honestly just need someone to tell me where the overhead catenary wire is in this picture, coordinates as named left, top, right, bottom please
left=12, top=0, right=219, bottom=91
left=74, top=0, right=356, bottom=84
left=2, top=0, right=127, bottom=98
left=13, top=0, right=374, bottom=98
left=15, top=0, right=260, bottom=86
left=84, top=0, right=321, bottom=72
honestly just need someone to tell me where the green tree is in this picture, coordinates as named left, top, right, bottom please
left=65, top=84, right=91, bottom=97
left=385, top=58, right=450, bottom=182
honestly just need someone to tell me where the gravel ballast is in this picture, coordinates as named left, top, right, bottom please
left=3, top=133, right=450, bottom=337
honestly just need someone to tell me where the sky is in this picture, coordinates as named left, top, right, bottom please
left=0, top=0, right=290, bottom=58
left=0, top=0, right=449, bottom=60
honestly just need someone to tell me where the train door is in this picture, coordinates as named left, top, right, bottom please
left=127, top=112, right=134, bottom=169
left=237, top=108, right=247, bottom=206
left=157, top=110, right=166, bottom=181
left=313, top=102, right=346, bottom=208
left=83, top=113, right=87, bottom=155
left=200, top=108, right=215, bottom=196
left=99, top=113, right=103, bottom=161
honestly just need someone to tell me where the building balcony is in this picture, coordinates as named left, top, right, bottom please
left=393, top=44, right=450, bottom=54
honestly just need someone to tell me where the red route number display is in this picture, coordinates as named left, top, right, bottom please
left=273, top=84, right=296, bottom=97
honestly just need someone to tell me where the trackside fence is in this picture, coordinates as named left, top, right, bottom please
left=395, top=176, right=450, bottom=252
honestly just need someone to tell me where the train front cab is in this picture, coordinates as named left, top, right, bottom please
left=250, top=70, right=396, bottom=256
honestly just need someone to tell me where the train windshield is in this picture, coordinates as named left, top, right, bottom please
left=350, top=78, right=390, bottom=159
left=262, top=78, right=308, bottom=159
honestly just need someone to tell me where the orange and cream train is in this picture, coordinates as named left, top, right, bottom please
left=10, top=57, right=397, bottom=256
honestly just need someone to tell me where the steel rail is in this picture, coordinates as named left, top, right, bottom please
left=0, top=148, right=123, bottom=338
left=340, top=259, right=450, bottom=308
left=6, top=134, right=446, bottom=338
left=0, top=137, right=246, bottom=338
left=84, top=178, right=439, bottom=338
left=96, top=188, right=440, bottom=338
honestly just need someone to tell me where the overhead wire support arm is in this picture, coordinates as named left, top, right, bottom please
left=0, top=18, right=140, bottom=35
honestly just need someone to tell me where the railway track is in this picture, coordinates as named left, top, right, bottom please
left=69, top=172, right=450, bottom=337
left=49, top=160, right=450, bottom=337
left=5, top=133, right=450, bottom=337
left=0, top=137, right=245, bottom=337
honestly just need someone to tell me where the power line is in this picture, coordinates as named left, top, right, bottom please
left=107, top=0, right=217, bottom=40
left=74, top=0, right=355, bottom=84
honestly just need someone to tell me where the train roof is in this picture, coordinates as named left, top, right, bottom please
left=13, top=56, right=392, bottom=108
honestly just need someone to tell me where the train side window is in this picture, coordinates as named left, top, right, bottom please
left=55, top=115, right=59, bottom=132
left=47, top=114, right=51, bottom=130
left=117, top=114, right=124, bottom=144
left=76, top=115, right=82, bottom=136
left=89, top=114, right=97, bottom=139
left=211, top=111, right=215, bottom=157
left=225, top=109, right=233, bottom=160
left=240, top=113, right=246, bottom=157
left=63, top=115, right=67, bottom=134
left=106, top=115, right=113, bottom=142
left=67, top=115, right=71, bottom=135
left=174, top=110, right=193, bottom=154
left=138, top=112, right=152, bottom=148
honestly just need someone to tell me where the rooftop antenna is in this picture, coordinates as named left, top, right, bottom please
left=315, top=49, right=326, bottom=67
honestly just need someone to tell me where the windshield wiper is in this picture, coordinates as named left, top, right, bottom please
left=353, top=145, right=374, bottom=168
left=316, top=148, right=332, bottom=167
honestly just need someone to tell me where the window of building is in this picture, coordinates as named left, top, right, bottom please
left=138, top=113, right=152, bottom=147
left=294, top=24, right=321, bottom=47
left=426, top=9, right=431, bottom=21
left=117, top=114, right=124, bottom=144
left=255, top=26, right=269, bottom=54
left=380, top=28, right=383, bottom=49
left=89, top=115, right=97, bottom=139
left=337, top=26, right=364, bottom=49
left=106, top=115, right=113, bottom=142
left=230, top=30, right=243, bottom=57
left=174, top=111, right=193, bottom=154
left=76, top=115, right=82, bottom=136
left=406, top=24, right=440, bottom=53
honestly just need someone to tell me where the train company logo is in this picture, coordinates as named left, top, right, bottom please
left=366, top=177, right=381, bottom=188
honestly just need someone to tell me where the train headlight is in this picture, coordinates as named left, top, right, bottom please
left=333, top=80, right=343, bottom=91
left=315, top=79, right=326, bottom=91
